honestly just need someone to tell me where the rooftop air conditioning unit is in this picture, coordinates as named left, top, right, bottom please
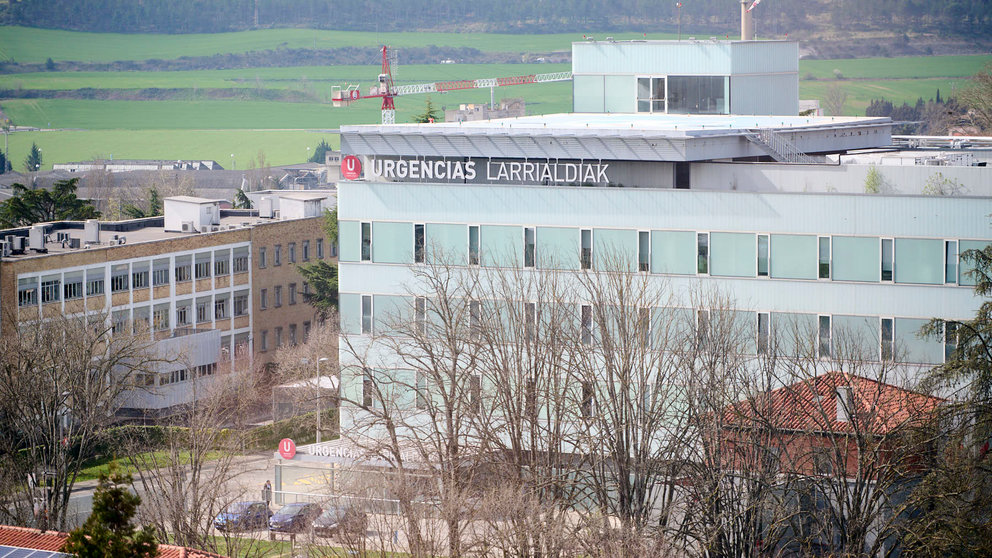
left=0, top=241, right=9, bottom=257
left=118, top=236, right=127, bottom=245
left=11, top=236, right=25, bottom=253
left=181, top=221, right=195, bottom=233
left=84, top=219, right=100, bottom=244
left=29, top=225, right=46, bottom=252
left=210, top=225, right=220, bottom=232
left=68, top=238, right=81, bottom=249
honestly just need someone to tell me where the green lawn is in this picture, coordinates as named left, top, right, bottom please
left=75, top=450, right=226, bottom=482
left=799, top=54, right=991, bottom=80
left=799, top=77, right=968, bottom=115
left=0, top=26, right=665, bottom=63
left=3, top=129, right=341, bottom=172
left=0, top=63, right=571, bottom=92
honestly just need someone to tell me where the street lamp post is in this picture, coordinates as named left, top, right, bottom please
left=230, top=153, right=235, bottom=170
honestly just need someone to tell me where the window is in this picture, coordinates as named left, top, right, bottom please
left=361, top=295, right=373, bottom=334
left=288, top=242, right=296, bottom=264
left=881, top=238, right=893, bottom=281
left=316, top=238, right=324, bottom=259
left=302, top=239, right=310, bottom=261
left=580, top=229, right=592, bottom=270
left=414, top=224, right=425, bottom=263
left=945, top=240, right=958, bottom=284
left=945, top=322, right=958, bottom=362
left=132, top=268, right=149, bottom=289
left=415, top=297, right=427, bottom=335
left=636, top=76, right=666, bottom=113
left=757, top=312, right=770, bottom=355
left=881, top=318, right=894, bottom=361
left=303, top=321, right=311, bottom=340
left=289, top=324, right=297, bottom=346
left=697, top=233, right=709, bottom=275
left=64, top=279, right=83, bottom=300
left=260, top=330, right=268, bottom=351
left=581, top=304, right=593, bottom=345
left=274, top=245, right=282, bottom=266
left=757, top=234, right=769, bottom=277
left=524, top=227, right=536, bottom=268
left=86, top=270, right=105, bottom=296
left=234, top=293, right=249, bottom=316
left=524, top=302, right=536, bottom=342
left=196, top=299, right=210, bottom=323
left=153, top=306, right=170, bottom=331
left=818, top=237, right=831, bottom=279
left=362, top=369, right=374, bottom=408
left=813, top=447, right=834, bottom=475
left=233, top=252, right=249, bottom=273
left=470, top=300, right=481, bottom=339
left=469, top=225, right=480, bottom=265
left=416, top=374, right=428, bottom=410
left=41, top=279, right=60, bottom=304
left=289, top=283, right=297, bottom=305
left=111, top=265, right=129, bottom=292
left=469, top=375, right=482, bottom=414
left=275, top=326, right=283, bottom=347
left=258, top=247, right=267, bottom=269
left=260, top=288, right=268, bottom=310
left=639, top=307, right=651, bottom=348
left=638, top=231, right=650, bottom=272
left=175, top=262, right=191, bottom=283
left=18, top=279, right=38, bottom=307
left=214, top=298, right=228, bottom=319
left=195, top=260, right=211, bottom=279
left=214, top=258, right=229, bottom=276
left=818, top=315, right=832, bottom=359
left=176, top=304, right=191, bottom=326
left=274, top=286, right=282, bottom=307
left=361, top=222, right=372, bottom=261
left=696, top=309, right=710, bottom=349
left=667, top=75, right=727, bottom=114
left=152, top=266, right=169, bottom=286
left=581, top=381, right=596, bottom=418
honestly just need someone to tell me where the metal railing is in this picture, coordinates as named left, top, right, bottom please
left=746, top=129, right=821, bottom=165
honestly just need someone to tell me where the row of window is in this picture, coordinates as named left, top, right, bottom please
left=174, top=292, right=250, bottom=326
left=17, top=248, right=249, bottom=307
left=155, top=363, right=219, bottom=386
left=345, top=221, right=987, bottom=287
left=259, top=283, right=306, bottom=310
left=259, top=320, right=312, bottom=352
left=258, top=238, right=332, bottom=269
left=345, top=293, right=954, bottom=365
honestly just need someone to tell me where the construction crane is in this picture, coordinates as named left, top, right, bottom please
left=331, top=46, right=572, bottom=124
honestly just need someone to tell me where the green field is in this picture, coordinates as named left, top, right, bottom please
left=800, top=54, right=991, bottom=80
left=3, top=130, right=339, bottom=173
left=0, top=24, right=987, bottom=170
left=0, top=26, right=663, bottom=63
left=0, top=63, right=572, bottom=92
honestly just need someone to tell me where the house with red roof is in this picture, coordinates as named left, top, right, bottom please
left=0, top=525, right=228, bottom=558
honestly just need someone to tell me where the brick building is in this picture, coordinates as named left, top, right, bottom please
left=0, top=191, right=336, bottom=418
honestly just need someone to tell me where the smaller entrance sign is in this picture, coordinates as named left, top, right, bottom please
left=341, top=155, right=362, bottom=180
left=278, top=438, right=297, bottom=460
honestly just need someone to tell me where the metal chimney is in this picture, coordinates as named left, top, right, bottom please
left=740, top=0, right=754, bottom=41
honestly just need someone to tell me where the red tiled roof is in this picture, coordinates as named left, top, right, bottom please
left=722, top=371, right=945, bottom=435
left=0, top=525, right=228, bottom=558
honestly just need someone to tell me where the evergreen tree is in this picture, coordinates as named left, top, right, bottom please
left=0, top=178, right=100, bottom=228
left=61, top=467, right=158, bottom=558
left=308, top=138, right=333, bottom=163
left=412, top=96, right=441, bottom=123
left=24, top=142, right=42, bottom=172
left=122, top=188, right=163, bottom=219
left=233, top=188, right=253, bottom=209
left=295, top=208, right=338, bottom=317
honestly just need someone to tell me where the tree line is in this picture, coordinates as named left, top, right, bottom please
left=1, top=0, right=989, bottom=37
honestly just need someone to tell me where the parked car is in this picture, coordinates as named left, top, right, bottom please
left=313, top=506, right=368, bottom=538
left=213, top=501, right=271, bottom=531
left=268, top=502, right=322, bottom=533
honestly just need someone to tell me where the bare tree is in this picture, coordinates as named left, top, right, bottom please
left=0, top=313, right=159, bottom=530
left=824, top=83, right=849, bottom=116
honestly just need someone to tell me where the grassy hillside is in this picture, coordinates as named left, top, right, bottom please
left=0, top=26, right=663, bottom=63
